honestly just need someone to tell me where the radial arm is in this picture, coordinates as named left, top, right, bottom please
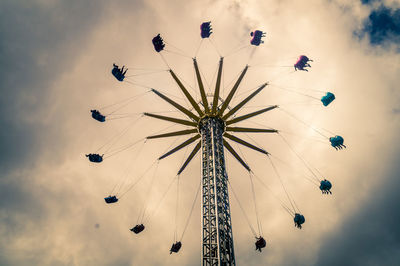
left=226, top=105, right=278, bottom=125
left=223, top=139, right=251, bottom=172
left=159, top=134, right=201, bottom=160
left=147, top=129, right=198, bottom=139
left=144, top=113, right=197, bottom=127
left=150, top=88, right=199, bottom=121
left=193, top=58, right=209, bottom=113
left=225, top=127, right=278, bottom=133
left=218, top=65, right=249, bottom=116
left=224, top=133, right=269, bottom=155
left=212, top=57, right=224, bottom=114
left=222, top=82, right=268, bottom=120
left=177, top=141, right=201, bottom=175
left=169, top=70, right=203, bottom=116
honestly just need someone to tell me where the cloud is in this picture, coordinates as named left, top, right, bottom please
left=355, top=4, right=400, bottom=48
left=1, top=0, right=400, bottom=265
left=0, top=0, right=108, bottom=174
left=361, top=0, right=378, bottom=4
left=314, top=149, right=400, bottom=266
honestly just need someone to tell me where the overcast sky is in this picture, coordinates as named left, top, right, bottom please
left=1, top=0, right=400, bottom=265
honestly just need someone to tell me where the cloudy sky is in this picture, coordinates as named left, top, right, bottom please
left=1, top=0, right=400, bottom=265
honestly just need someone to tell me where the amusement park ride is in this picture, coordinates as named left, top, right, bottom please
left=86, top=21, right=344, bottom=266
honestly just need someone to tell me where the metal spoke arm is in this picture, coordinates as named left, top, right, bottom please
left=212, top=57, right=224, bottom=114
left=193, top=58, right=209, bottom=113
left=224, top=133, right=269, bottom=155
left=225, top=126, right=278, bottom=133
left=169, top=70, right=203, bottom=116
left=226, top=105, right=279, bottom=125
left=222, top=82, right=268, bottom=120
left=147, top=129, right=198, bottom=139
left=218, top=65, right=249, bottom=116
left=159, top=134, right=201, bottom=160
left=144, top=112, right=197, bottom=127
left=150, top=88, right=199, bottom=121
left=223, top=139, right=251, bottom=172
left=177, top=141, right=201, bottom=175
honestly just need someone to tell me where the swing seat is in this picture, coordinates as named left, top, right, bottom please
left=104, top=195, right=118, bottom=204
left=250, top=30, right=265, bottom=46
left=170, top=241, right=182, bottom=254
left=321, top=92, right=335, bottom=106
left=130, top=224, right=145, bottom=234
left=329, top=135, right=344, bottom=147
left=255, top=237, right=266, bottom=251
left=319, top=179, right=332, bottom=191
left=152, top=34, right=165, bottom=52
left=91, top=110, right=106, bottom=122
left=200, top=22, right=212, bottom=38
left=294, top=55, right=312, bottom=71
left=112, top=66, right=126, bottom=81
left=294, top=213, right=305, bottom=228
left=86, top=153, right=103, bottom=163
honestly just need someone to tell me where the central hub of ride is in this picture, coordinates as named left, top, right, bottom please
left=198, top=115, right=225, bottom=136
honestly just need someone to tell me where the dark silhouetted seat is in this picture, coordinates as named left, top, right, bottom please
left=112, top=63, right=127, bottom=81
left=152, top=34, right=165, bottom=52
left=329, top=135, right=346, bottom=150
left=91, top=110, right=106, bottom=122
left=294, top=213, right=305, bottom=229
left=170, top=241, right=182, bottom=254
left=86, top=153, right=103, bottom=163
left=294, top=55, right=313, bottom=71
left=130, top=224, right=145, bottom=234
left=104, top=195, right=118, bottom=204
left=255, top=236, right=266, bottom=252
left=200, top=21, right=212, bottom=38
left=320, top=179, right=332, bottom=194
left=250, top=30, right=266, bottom=46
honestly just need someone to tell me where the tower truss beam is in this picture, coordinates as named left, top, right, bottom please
left=200, top=118, right=236, bottom=265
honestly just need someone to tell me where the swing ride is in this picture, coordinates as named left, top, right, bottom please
left=85, top=20, right=346, bottom=265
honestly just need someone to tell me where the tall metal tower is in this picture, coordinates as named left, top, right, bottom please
left=145, top=57, right=278, bottom=265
